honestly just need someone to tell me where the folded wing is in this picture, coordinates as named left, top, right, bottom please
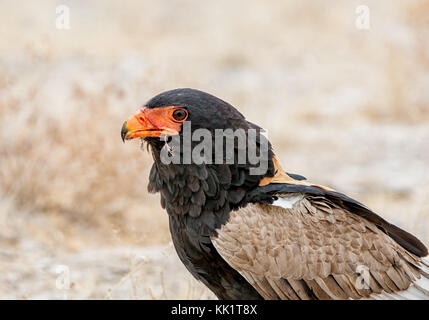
left=212, top=189, right=429, bottom=299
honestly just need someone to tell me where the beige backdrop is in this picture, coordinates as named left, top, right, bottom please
left=0, top=0, right=428, bottom=299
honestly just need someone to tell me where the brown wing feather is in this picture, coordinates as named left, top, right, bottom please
left=257, top=157, right=427, bottom=257
left=212, top=195, right=427, bottom=299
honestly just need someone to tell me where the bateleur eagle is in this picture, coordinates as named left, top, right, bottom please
left=121, top=88, right=429, bottom=300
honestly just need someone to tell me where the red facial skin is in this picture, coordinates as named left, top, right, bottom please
left=122, top=106, right=188, bottom=140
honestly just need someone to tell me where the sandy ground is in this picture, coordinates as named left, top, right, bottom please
left=0, top=0, right=429, bottom=299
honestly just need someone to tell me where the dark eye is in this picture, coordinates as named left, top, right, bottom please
left=172, top=109, right=187, bottom=121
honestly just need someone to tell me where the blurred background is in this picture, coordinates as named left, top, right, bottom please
left=0, top=0, right=428, bottom=299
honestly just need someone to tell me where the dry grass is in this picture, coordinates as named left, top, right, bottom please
left=0, top=92, right=170, bottom=248
left=0, top=0, right=428, bottom=299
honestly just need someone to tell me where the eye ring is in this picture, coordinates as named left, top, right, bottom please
left=172, top=108, right=188, bottom=122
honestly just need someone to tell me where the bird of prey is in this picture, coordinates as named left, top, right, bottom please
left=121, top=88, right=429, bottom=300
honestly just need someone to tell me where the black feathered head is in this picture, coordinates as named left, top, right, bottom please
left=122, top=88, right=274, bottom=177
left=122, top=88, right=260, bottom=139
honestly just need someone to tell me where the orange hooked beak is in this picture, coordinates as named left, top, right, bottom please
left=121, top=106, right=188, bottom=142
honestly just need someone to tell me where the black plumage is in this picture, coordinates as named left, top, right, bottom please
left=141, top=89, right=280, bottom=299
left=123, top=88, right=428, bottom=300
